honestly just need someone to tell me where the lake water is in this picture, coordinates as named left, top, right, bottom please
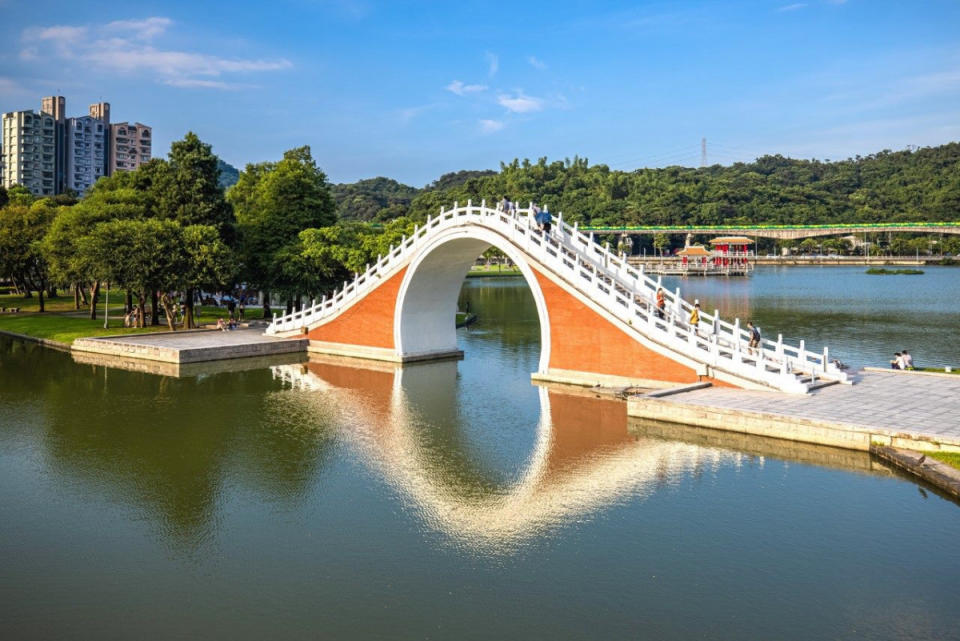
left=1, top=267, right=959, bottom=640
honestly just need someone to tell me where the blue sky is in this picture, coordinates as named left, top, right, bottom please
left=2, top=0, right=959, bottom=185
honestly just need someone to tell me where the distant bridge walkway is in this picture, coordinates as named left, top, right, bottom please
left=583, top=221, right=960, bottom=240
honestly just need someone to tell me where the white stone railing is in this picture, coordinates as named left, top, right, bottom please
left=267, top=202, right=848, bottom=393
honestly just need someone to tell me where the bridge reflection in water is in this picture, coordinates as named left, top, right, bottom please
left=273, top=355, right=891, bottom=552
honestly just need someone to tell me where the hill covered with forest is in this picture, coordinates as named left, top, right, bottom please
left=332, top=143, right=960, bottom=226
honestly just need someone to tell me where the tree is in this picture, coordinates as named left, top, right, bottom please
left=0, top=186, right=7, bottom=209
left=229, top=146, right=336, bottom=316
left=153, top=133, right=235, bottom=327
left=653, top=233, right=669, bottom=257
left=79, top=219, right=188, bottom=329
left=6, top=185, right=36, bottom=207
left=43, top=185, right=152, bottom=319
left=0, top=203, right=56, bottom=310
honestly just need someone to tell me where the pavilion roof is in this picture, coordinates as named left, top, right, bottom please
left=709, top=236, right=754, bottom=244
left=677, top=245, right=711, bottom=256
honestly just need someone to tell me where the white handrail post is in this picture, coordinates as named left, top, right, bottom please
left=777, top=333, right=783, bottom=357
left=481, top=198, right=486, bottom=210
left=822, top=346, right=829, bottom=372
left=713, top=309, right=719, bottom=335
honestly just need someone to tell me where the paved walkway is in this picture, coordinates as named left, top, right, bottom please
left=663, top=370, right=960, bottom=445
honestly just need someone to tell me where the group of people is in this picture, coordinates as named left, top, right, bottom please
left=495, top=197, right=553, bottom=233
left=216, top=317, right=239, bottom=331
left=654, top=286, right=762, bottom=352
left=891, top=350, right=916, bottom=370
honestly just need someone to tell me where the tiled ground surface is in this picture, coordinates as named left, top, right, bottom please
left=91, top=328, right=296, bottom=349
left=667, top=370, right=960, bottom=443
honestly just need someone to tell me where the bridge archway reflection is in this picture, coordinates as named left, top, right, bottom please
left=275, top=356, right=766, bottom=551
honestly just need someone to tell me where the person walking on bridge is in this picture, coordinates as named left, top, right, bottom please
left=747, top=321, right=761, bottom=355
left=655, top=288, right=666, bottom=319
left=538, top=205, right=553, bottom=235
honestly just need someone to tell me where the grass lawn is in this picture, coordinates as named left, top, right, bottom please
left=467, top=265, right=523, bottom=277
left=0, top=312, right=170, bottom=345
left=919, top=367, right=959, bottom=375
left=0, top=292, right=79, bottom=313
left=929, top=452, right=960, bottom=471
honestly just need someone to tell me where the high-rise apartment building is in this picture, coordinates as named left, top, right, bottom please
left=65, top=116, right=107, bottom=197
left=1, top=96, right=150, bottom=193
left=109, top=122, right=151, bottom=174
left=40, top=95, right=67, bottom=193
left=88, top=102, right=111, bottom=177
left=1, top=109, right=57, bottom=195
left=89, top=102, right=110, bottom=124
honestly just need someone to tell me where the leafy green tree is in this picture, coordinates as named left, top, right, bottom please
left=0, top=203, right=56, bottom=310
left=152, top=133, right=234, bottom=326
left=6, top=185, right=36, bottom=207
left=43, top=184, right=152, bottom=319
left=0, top=186, right=8, bottom=209
left=229, top=146, right=336, bottom=315
left=653, top=233, right=669, bottom=257
left=78, top=219, right=188, bottom=329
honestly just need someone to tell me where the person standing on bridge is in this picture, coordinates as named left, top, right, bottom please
left=689, top=300, right=701, bottom=336
left=656, top=288, right=666, bottom=319
left=498, top=196, right=510, bottom=213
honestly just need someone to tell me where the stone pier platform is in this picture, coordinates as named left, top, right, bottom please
left=72, top=329, right=308, bottom=366
left=627, top=370, right=960, bottom=453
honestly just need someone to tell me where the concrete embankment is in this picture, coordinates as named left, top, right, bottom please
left=627, top=369, right=960, bottom=500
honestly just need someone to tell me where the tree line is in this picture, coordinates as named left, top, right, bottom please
left=334, top=143, right=960, bottom=227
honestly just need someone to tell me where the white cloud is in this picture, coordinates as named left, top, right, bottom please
left=485, top=51, right=499, bottom=77
left=446, top=80, right=487, bottom=96
left=20, top=17, right=291, bottom=90
left=479, top=119, right=504, bottom=134
left=527, top=56, right=547, bottom=70
left=103, top=17, right=172, bottom=40
left=778, top=3, right=807, bottom=11
left=497, top=92, right=543, bottom=113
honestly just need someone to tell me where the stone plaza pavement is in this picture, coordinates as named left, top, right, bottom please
left=660, top=370, right=960, bottom=446
left=72, top=328, right=308, bottom=364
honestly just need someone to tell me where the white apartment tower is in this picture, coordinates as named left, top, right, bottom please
left=65, top=116, right=107, bottom=196
left=1, top=109, right=57, bottom=195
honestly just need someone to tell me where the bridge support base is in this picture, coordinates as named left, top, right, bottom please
left=308, top=340, right=463, bottom=364
left=531, top=368, right=682, bottom=391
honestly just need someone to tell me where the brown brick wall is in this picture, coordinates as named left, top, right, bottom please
left=306, top=267, right=407, bottom=349
left=534, top=268, right=713, bottom=386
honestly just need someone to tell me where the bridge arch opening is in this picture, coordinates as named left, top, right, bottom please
left=393, top=228, right=551, bottom=374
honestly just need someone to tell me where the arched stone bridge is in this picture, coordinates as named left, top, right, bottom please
left=267, top=202, right=849, bottom=394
